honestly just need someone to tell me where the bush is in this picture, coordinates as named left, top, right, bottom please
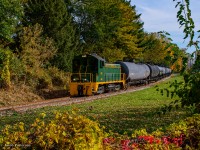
left=9, top=54, right=26, bottom=84
left=0, top=49, right=11, bottom=89
left=103, top=114, right=200, bottom=149
left=0, top=111, right=105, bottom=150
left=36, top=71, right=52, bottom=89
left=159, top=56, right=200, bottom=114
left=47, top=67, right=70, bottom=88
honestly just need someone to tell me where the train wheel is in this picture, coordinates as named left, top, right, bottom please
left=97, top=85, right=105, bottom=94
left=114, top=84, right=121, bottom=91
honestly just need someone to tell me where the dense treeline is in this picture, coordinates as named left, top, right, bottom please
left=0, top=0, right=186, bottom=90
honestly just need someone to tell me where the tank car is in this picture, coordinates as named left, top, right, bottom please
left=146, top=64, right=160, bottom=81
left=115, top=61, right=150, bottom=85
left=157, top=66, right=165, bottom=78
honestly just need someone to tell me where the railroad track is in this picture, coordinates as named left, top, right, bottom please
left=0, top=77, right=170, bottom=116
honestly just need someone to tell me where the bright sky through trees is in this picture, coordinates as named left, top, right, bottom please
left=131, top=0, right=200, bottom=54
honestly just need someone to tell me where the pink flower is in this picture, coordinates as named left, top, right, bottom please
left=103, top=137, right=115, bottom=144
left=162, top=136, right=170, bottom=145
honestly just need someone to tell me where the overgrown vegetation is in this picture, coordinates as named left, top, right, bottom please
left=0, top=111, right=105, bottom=149
left=0, top=0, right=200, bottom=149
left=0, top=0, right=186, bottom=103
left=104, top=114, right=200, bottom=149
left=158, top=0, right=200, bottom=114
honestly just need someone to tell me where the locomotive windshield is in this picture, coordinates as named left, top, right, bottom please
left=71, top=55, right=99, bottom=82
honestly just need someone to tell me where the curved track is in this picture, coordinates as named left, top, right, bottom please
left=0, top=76, right=170, bottom=116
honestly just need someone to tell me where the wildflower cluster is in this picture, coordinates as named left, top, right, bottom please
left=103, top=114, right=200, bottom=149
left=103, top=134, right=185, bottom=150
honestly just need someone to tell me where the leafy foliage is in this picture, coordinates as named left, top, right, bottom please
left=47, top=66, right=70, bottom=88
left=0, top=49, right=11, bottom=88
left=173, top=0, right=196, bottom=45
left=0, top=0, right=23, bottom=43
left=0, top=109, right=199, bottom=149
left=141, top=31, right=186, bottom=70
left=0, top=111, right=105, bottom=149
left=169, top=71, right=200, bottom=113
left=114, top=2, right=144, bottom=60
left=18, top=23, right=57, bottom=89
left=24, top=0, right=80, bottom=71
left=103, top=114, right=200, bottom=149
left=142, top=32, right=168, bottom=64
left=160, top=0, right=200, bottom=114
left=72, top=0, right=144, bottom=62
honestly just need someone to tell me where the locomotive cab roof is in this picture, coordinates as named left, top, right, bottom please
left=89, top=53, right=106, bottom=63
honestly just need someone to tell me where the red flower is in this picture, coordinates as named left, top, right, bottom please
left=172, top=138, right=179, bottom=146
left=121, top=140, right=131, bottom=150
left=155, top=139, right=161, bottom=144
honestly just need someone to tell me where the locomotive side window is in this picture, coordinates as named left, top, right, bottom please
left=100, top=61, right=105, bottom=68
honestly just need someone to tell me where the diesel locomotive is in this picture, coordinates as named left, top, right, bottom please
left=69, top=54, right=171, bottom=96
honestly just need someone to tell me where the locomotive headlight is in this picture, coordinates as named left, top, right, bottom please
left=82, top=78, right=88, bottom=82
left=72, top=77, right=79, bottom=82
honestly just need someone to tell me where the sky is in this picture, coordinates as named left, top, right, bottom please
left=131, top=0, right=200, bottom=54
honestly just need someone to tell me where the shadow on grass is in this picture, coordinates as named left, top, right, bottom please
left=0, top=105, right=189, bottom=136
left=84, top=107, right=189, bottom=136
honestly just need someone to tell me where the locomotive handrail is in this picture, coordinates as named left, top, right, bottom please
left=70, top=73, right=93, bottom=83
left=121, top=73, right=126, bottom=81
left=104, top=73, right=125, bottom=82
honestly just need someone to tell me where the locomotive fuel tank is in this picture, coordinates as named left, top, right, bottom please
left=116, top=62, right=150, bottom=81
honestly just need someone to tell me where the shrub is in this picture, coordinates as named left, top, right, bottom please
left=103, top=114, right=200, bottom=149
left=0, top=49, right=11, bottom=89
left=36, top=71, right=52, bottom=89
left=0, top=111, right=105, bottom=150
left=9, top=54, right=26, bottom=84
left=47, top=67, right=70, bottom=88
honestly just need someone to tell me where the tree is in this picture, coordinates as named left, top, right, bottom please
left=24, top=0, right=80, bottom=71
left=141, top=32, right=167, bottom=64
left=71, top=0, right=144, bottom=62
left=19, top=24, right=57, bottom=88
left=19, top=24, right=57, bottom=71
left=115, top=2, right=144, bottom=60
left=75, top=0, right=124, bottom=58
left=0, top=0, right=23, bottom=45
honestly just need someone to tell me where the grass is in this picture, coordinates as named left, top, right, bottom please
left=0, top=75, right=190, bottom=135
